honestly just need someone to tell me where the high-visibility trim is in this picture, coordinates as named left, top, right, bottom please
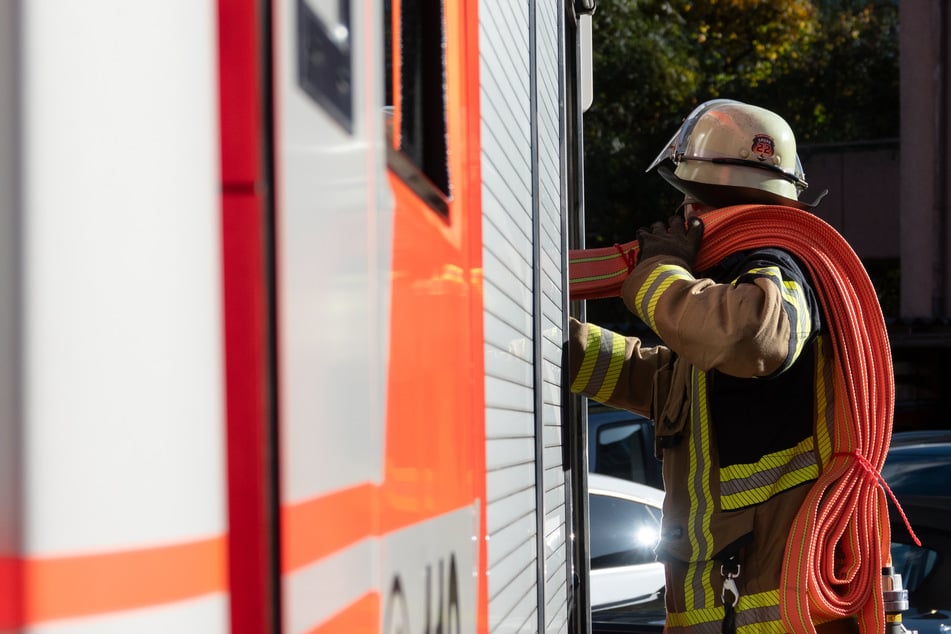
left=738, top=589, right=781, bottom=610
left=734, top=590, right=784, bottom=634
left=571, top=324, right=603, bottom=394
left=685, top=370, right=715, bottom=610
left=634, top=264, right=694, bottom=332
left=13, top=536, right=226, bottom=625
left=570, top=324, right=625, bottom=401
left=719, top=436, right=818, bottom=510
left=665, top=603, right=723, bottom=632
left=683, top=560, right=715, bottom=617
left=595, top=333, right=626, bottom=402
left=570, top=205, right=902, bottom=632
left=741, top=266, right=812, bottom=372
left=667, top=589, right=785, bottom=634
left=720, top=461, right=817, bottom=510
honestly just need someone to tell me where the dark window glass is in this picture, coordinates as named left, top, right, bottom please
left=399, top=0, right=449, bottom=197
left=595, top=422, right=648, bottom=484
left=297, top=0, right=353, bottom=133
left=382, top=0, right=450, bottom=215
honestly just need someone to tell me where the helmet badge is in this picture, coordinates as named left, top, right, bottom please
left=751, top=134, right=775, bottom=162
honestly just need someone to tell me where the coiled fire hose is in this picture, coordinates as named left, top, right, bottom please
left=568, top=204, right=919, bottom=633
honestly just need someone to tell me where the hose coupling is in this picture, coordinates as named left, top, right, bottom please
left=882, top=566, right=916, bottom=634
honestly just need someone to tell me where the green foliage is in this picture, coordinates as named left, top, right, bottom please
left=581, top=0, right=899, bottom=331
left=582, top=0, right=899, bottom=245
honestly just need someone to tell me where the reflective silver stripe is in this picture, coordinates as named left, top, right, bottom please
left=583, top=326, right=616, bottom=397
left=665, top=620, right=722, bottom=634
left=667, top=589, right=785, bottom=633
left=570, top=325, right=626, bottom=401
left=736, top=604, right=784, bottom=633
left=718, top=443, right=818, bottom=509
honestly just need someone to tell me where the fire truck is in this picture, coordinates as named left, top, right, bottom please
left=0, top=1, right=600, bottom=632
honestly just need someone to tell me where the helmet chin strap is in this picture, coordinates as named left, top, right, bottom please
left=678, top=196, right=710, bottom=219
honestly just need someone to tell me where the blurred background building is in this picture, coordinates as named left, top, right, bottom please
left=802, top=3, right=951, bottom=431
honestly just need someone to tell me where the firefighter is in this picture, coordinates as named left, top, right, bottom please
left=569, top=99, right=860, bottom=633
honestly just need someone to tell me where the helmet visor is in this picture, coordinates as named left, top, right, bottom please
left=645, top=99, right=741, bottom=173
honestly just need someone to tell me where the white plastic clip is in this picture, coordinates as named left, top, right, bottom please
left=722, top=575, right=739, bottom=608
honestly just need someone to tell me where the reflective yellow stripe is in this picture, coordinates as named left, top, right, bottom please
left=684, top=370, right=715, bottom=610
left=570, top=324, right=602, bottom=393
left=696, top=371, right=714, bottom=559
left=744, top=266, right=812, bottom=363
left=718, top=437, right=818, bottom=510
left=720, top=464, right=818, bottom=510
left=719, top=436, right=816, bottom=482
left=594, top=333, right=625, bottom=402
left=645, top=273, right=680, bottom=330
left=570, top=324, right=626, bottom=401
left=747, top=266, right=807, bottom=317
left=784, top=279, right=810, bottom=359
left=668, top=590, right=785, bottom=633
left=634, top=266, right=665, bottom=330
left=666, top=605, right=721, bottom=629
left=634, top=264, right=693, bottom=331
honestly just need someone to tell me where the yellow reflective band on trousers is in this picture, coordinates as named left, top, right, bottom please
left=685, top=369, right=715, bottom=610
left=718, top=436, right=819, bottom=510
left=673, top=358, right=833, bottom=631
left=667, top=589, right=785, bottom=634
left=570, top=323, right=625, bottom=402
left=634, top=264, right=694, bottom=332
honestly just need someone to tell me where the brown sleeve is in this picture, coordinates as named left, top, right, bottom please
left=620, top=255, right=792, bottom=378
left=567, top=316, right=673, bottom=418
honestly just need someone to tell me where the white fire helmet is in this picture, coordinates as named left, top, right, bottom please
left=647, top=99, right=827, bottom=210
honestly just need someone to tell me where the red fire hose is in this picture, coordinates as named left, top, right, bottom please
left=568, top=204, right=919, bottom=633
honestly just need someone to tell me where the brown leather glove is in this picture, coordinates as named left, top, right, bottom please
left=636, top=214, right=704, bottom=269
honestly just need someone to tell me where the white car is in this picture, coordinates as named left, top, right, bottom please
left=588, top=473, right=666, bottom=612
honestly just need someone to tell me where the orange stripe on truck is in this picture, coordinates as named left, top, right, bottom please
left=2, top=535, right=226, bottom=626
left=306, top=593, right=379, bottom=634
left=281, top=483, right=376, bottom=573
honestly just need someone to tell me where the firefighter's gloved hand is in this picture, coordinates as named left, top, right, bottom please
left=636, top=215, right=704, bottom=270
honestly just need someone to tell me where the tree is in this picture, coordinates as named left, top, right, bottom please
left=581, top=0, right=899, bottom=330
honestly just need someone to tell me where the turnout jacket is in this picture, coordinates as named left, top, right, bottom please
left=569, top=247, right=844, bottom=633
